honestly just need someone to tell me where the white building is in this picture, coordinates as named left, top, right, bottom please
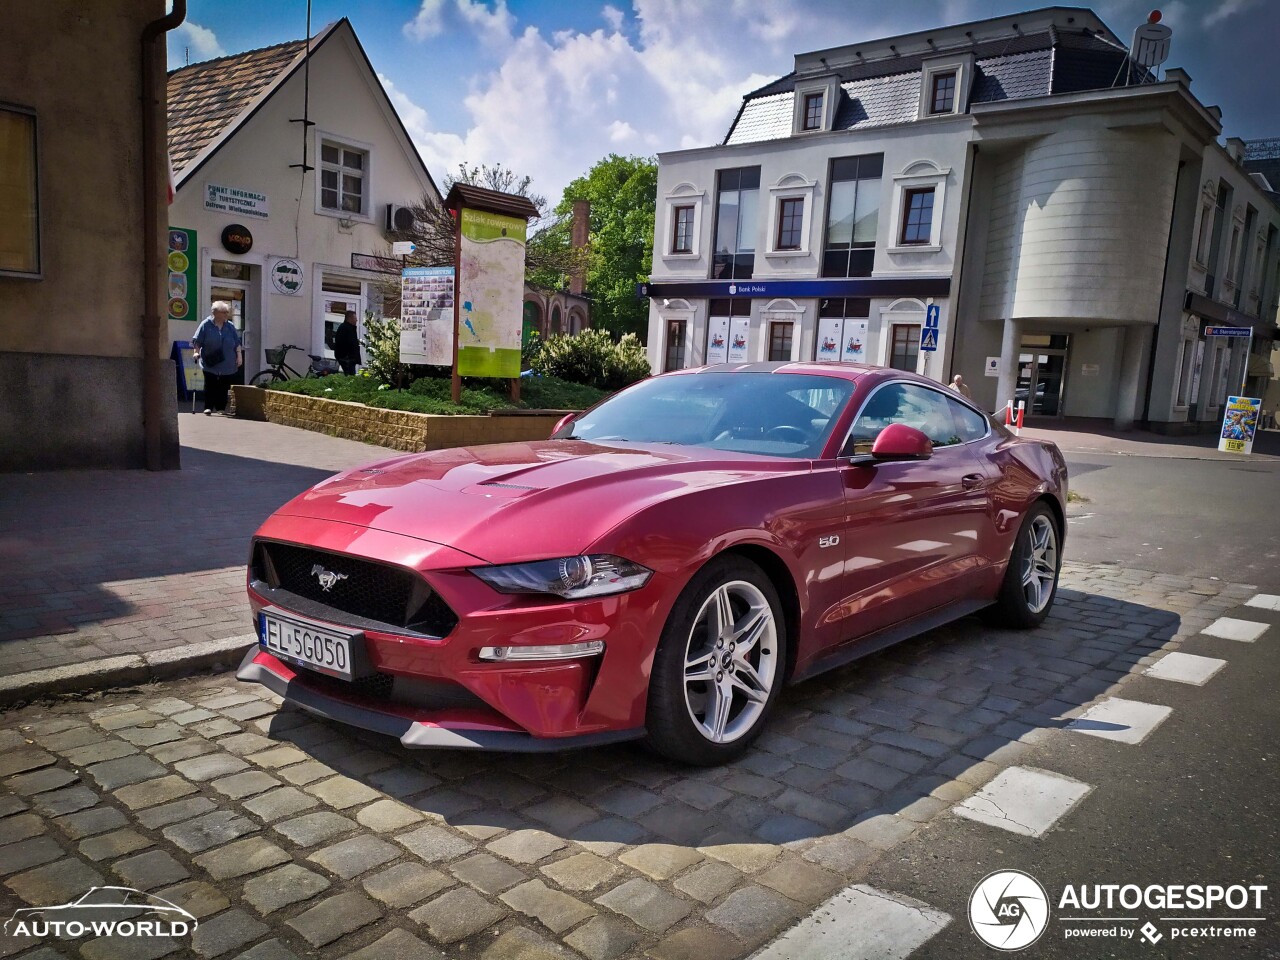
left=644, top=6, right=1280, bottom=432
left=166, top=18, right=439, bottom=379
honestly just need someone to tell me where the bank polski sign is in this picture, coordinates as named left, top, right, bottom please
left=268, top=258, right=304, bottom=296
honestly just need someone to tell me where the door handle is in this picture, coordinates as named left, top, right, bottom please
left=962, top=473, right=985, bottom=489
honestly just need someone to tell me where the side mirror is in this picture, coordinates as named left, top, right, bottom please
left=552, top=412, right=577, bottom=438
left=870, top=423, right=933, bottom=461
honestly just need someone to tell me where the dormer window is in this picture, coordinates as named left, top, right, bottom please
left=802, top=93, right=824, bottom=131
left=929, top=71, right=956, bottom=115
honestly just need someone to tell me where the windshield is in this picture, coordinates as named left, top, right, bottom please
left=560, top=372, right=855, bottom=458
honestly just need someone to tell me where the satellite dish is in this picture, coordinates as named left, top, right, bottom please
left=1131, top=9, right=1172, bottom=67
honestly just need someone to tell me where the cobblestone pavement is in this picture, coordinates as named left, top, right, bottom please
left=0, top=561, right=1256, bottom=960
left=0, top=414, right=384, bottom=675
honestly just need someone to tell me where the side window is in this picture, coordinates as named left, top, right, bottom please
left=948, top=398, right=989, bottom=442
left=842, top=382, right=960, bottom=455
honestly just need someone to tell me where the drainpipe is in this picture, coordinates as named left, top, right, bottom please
left=141, top=0, right=186, bottom=470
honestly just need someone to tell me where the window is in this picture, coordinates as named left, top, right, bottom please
left=822, top=154, right=882, bottom=278
left=0, top=105, right=39, bottom=276
left=672, top=205, right=695, bottom=254
left=929, top=71, right=957, bottom=114
left=899, top=187, right=935, bottom=245
left=803, top=93, right=824, bottom=131
left=889, top=324, right=919, bottom=372
left=819, top=298, right=870, bottom=319
left=1175, top=336, right=1196, bottom=407
left=776, top=198, right=804, bottom=250
left=843, top=382, right=960, bottom=455
left=320, top=140, right=366, bottom=214
left=712, top=167, right=760, bottom=280
left=664, top=318, right=687, bottom=372
left=948, top=398, right=990, bottom=442
left=768, top=322, right=793, bottom=361
left=1205, top=183, right=1229, bottom=296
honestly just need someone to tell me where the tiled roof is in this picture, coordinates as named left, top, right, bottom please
left=724, top=26, right=1151, bottom=145
left=167, top=38, right=308, bottom=174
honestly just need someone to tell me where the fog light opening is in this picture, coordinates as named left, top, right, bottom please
left=478, top=641, right=605, bottom=662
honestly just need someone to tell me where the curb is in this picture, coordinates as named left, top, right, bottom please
left=0, top=634, right=255, bottom=709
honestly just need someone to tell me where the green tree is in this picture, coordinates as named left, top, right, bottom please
left=556, top=155, right=657, bottom=339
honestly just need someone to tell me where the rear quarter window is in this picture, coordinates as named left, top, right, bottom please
left=948, top=398, right=989, bottom=442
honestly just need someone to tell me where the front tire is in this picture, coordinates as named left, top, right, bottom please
left=986, top=503, right=1061, bottom=629
left=645, top=556, right=787, bottom=765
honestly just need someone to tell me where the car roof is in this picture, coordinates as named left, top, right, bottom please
left=664, top=361, right=926, bottom=385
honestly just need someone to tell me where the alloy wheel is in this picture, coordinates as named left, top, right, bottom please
left=1021, top=514, right=1058, bottom=614
left=683, top=580, right=779, bottom=744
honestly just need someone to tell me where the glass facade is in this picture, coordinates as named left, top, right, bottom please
left=823, top=154, right=882, bottom=278
left=712, top=167, right=760, bottom=280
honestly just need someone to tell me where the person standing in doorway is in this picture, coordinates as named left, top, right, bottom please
left=335, top=309, right=362, bottom=376
left=950, top=374, right=973, bottom=399
left=192, top=301, right=243, bottom=414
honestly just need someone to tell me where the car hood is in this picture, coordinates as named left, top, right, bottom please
left=272, top=439, right=808, bottom=563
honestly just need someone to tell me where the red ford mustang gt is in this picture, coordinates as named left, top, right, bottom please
left=238, top=362, right=1067, bottom=764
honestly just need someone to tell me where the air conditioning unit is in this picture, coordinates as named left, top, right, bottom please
left=385, top=203, right=415, bottom=233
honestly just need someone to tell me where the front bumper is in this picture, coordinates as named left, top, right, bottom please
left=237, top=646, right=643, bottom=751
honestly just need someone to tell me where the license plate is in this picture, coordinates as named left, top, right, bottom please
left=260, top=613, right=355, bottom=681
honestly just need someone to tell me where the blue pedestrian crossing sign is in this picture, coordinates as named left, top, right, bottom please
left=925, top=304, right=940, bottom=329
left=919, top=327, right=938, bottom=352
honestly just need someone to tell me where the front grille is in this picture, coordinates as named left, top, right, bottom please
left=253, top=540, right=458, bottom=636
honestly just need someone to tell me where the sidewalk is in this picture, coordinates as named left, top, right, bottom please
left=1019, top=417, right=1280, bottom=460
left=0, top=412, right=389, bottom=702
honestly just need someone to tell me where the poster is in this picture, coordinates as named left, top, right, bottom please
left=400, top=266, right=455, bottom=366
left=727, top=318, right=750, bottom=363
left=706, top=316, right=730, bottom=365
left=1218, top=396, right=1260, bottom=455
left=815, top=317, right=841, bottom=361
left=166, top=228, right=196, bottom=322
left=840, top=319, right=867, bottom=362
left=456, top=208, right=527, bottom=378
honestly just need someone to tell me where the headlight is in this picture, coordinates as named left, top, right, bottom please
left=470, top=554, right=652, bottom=599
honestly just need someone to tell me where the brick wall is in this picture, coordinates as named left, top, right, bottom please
left=260, top=391, right=566, bottom=451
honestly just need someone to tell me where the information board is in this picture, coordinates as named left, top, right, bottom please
left=400, top=266, right=455, bottom=366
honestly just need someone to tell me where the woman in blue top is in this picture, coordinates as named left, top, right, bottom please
left=192, top=301, right=243, bottom=415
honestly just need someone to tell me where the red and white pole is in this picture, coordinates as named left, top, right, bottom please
left=1015, top=400, right=1025, bottom=435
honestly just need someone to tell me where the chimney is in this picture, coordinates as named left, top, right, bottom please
left=1226, top=137, right=1246, bottom=163
left=569, top=199, right=590, bottom=296
left=1165, top=67, right=1191, bottom=87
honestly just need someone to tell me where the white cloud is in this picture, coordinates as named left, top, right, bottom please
left=405, top=0, right=513, bottom=43
left=1203, top=0, right=1261, bottom=27
left=404, top=0, right=447, bottom=40
left=168, top=20, right=225, bottom=68
left=602, top=5, right=625, bottom=32
left=608, top=120, right=637, bottom=143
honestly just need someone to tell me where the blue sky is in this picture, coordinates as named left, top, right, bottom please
left=169, top=0, right=1278, bottom=202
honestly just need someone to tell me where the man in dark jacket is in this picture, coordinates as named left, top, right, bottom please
left=335, top=309, right=362, bottom=375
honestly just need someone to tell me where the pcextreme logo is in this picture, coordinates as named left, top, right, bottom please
left=3, top=887, right=197, bottom=942
left=968, top=871, right=1269, bottom=950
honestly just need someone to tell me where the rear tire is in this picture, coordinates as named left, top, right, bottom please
left=645, top=556, right=787, bottom=765
left=250, top=370, right=283, bottom=387
left=984, top=503, right=1061, bottom=629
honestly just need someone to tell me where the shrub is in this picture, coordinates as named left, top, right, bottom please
left=522, top=330, right=543, bottom=370
left=531, top=328, right=650, bottom=390
left=360, top=314, right=408, bottom=386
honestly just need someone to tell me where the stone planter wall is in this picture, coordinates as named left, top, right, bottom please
left=260, top=391, right=568, bottom=451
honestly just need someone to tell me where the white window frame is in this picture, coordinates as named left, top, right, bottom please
left=1193, top=180, right=1216, bottom=267
left=792, top=77, right=839, bottom=135
left=886, top=160, right=948, bottom=253
left=764, top=175, right=817, bottom=258
left=918, top=54, right=974, bottom=120
left=758, top=300, right=803, bottom=362
left=661, top=183, right=705, bottom=260
left=315, top=131, right=374, bottom=222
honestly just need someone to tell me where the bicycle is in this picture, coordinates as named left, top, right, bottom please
left=250, top=344, right=340, bottom=386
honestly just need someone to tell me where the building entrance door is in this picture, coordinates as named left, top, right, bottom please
left=209, top=260, right=256, bottom=380
left=1016, top=334, right=1069, bottom=416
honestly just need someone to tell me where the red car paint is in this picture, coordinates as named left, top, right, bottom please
left=239, top=363, right=1066, bottom=750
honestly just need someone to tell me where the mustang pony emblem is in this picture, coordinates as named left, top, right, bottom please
left=310, top=564, right=348, bottom=592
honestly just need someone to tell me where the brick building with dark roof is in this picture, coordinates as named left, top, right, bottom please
left=644, top=6, right=1279, bottom=433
